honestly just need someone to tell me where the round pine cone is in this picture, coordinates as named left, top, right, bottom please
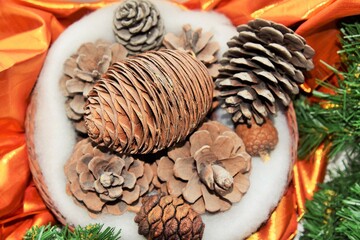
left=84, top=49, right=213, bottom=154
left=163, top=24, right=221, bottom=78
left=153, top=121, right=251, bottom=214
left=236, top=118, right=278, bottom=161
left=215, top=18, right=315, bottom=126
left=113, top=0, right=164, bottom=54
left=60, top=40, right=128, bottom=135
left=64, top=138, right=153, bottom=216
left=135, top=194, right=205, bottom=240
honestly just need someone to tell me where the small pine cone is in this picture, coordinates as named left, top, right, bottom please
left=236, top=118, right=278, bottom=161
left=154, top=121, right=251, bottom=214
left=60, top=40, right=128, bottom=135
left=163, top=24, right=221, bottom=78
left=215, top=18, right=315, bottom=126
left=64, top=138, right=153, bottom=216
left=84, top=49, right=213, bottom=154
left=113, top=0, right=164, bottom=54
left=135, top=194, right=205, bottom=240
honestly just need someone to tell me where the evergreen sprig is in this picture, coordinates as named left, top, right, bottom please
left=298, top=20, right=360, bottom=239
left=295, top=21, right=360, bottom=160
left=336, top=183, right=360, bottom=240
left=24, top=224, right=121, bottom=240
left=301, top=149, right=360, bottom=239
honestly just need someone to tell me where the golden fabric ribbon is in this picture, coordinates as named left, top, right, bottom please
left=1, top=0, right=360, bottom=239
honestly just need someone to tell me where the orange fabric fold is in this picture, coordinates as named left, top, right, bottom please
left=293, top=146, right=328, bottom=218
left=248, top=185, right=298, bottom=240
left=0, top=183, right=55, bottom=240
left=0, top=119, right=28, bottom=218
left=1, top=0, right=360, bottom=239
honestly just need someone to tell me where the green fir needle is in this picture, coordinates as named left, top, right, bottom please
left=24, top=224, right=121, bottom=240
left=295, top=21, right=360, bottom=160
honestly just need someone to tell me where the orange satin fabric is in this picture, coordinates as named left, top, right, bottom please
left=1, top=0, right=359, bottom=239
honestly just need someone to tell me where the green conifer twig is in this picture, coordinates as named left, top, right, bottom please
left=298, top=20, right=360, bottom=240
left=24, top=224, right=121, bottom=240
left=301, top=148, right=360, bottom=239
left=295, top=21, right=360, bottom=160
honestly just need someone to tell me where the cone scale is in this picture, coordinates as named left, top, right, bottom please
left=84, top=49, right=214, bottom=154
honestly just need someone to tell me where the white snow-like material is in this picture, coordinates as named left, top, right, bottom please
left=33, top=1, right=293, bottom=239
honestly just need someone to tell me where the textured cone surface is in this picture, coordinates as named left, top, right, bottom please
left=135, top=194, right=205, bottom=240
left=163, top=24, right=221, bottom=78
left=60, top=40, right=128, bottom=135
left=84, top=49, right=213, bottom=154
left=64, top=138, right=153, bottom=216
left=153, top=121, right=251, bottom=214
left=215, top=18, right=315, bottom=125
left=113, top=0, right=164, bottom=54
left=236, top=118, right=278, bottom=160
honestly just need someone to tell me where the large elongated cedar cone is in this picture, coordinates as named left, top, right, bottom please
left=135, top=194, right=205, bottom=240
left=215, top=18, right=315, bottom=126
left=84, top=49, right=213, bottom=154
left=113, top=0, right=164, bottom=54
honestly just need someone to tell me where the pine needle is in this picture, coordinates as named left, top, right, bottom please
left=301, top=149, right=360, bottom=239
left=24, top=224, right=121, bottom=240
left=295, top=21, right=360, bottom=160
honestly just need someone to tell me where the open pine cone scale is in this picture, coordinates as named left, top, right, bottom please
left=113, top=0, right=164, bottom=54
left=163, top=24, right=221, bottom=78
left=216, top=18, right=315, bottom=125
left=154, top=121, right=251, bottom=214
left=65, top=138, right=157, bottom=216
left=60, top=40, right=128, bottom=135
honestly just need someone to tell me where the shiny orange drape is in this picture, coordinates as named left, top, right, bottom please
left=1, top=0, right=359, bottom=239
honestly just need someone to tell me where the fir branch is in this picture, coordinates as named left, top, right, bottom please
left=301, top=149, right=360, bottom=240
left=295, top=21, right=360, bottom=160
left=24, top=224, right=61, bottom=240
left=24, top=224, right=121, bottom=240
left=336, top=183, right=360, bottom=240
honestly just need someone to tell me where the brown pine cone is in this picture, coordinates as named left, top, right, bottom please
left=163, top=24, right=221, bottom=78
left=84, top=49, right=213, bottom=154
left=215, top=18, right=315, bottom=126
left=64, top=138, right=153, bottom=216
left=113, top=0, right=164, bottom=54
left=135, top=194, right=205, bottom=240
left=60, top=40, right=128, bottom=135
left=236, top=118, right=278, bottom=161
left=153, top=121, right=251, bottom=214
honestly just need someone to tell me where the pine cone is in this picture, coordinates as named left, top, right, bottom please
left=64, top=138, right=153, bottom=216
left=135, top=194, right=205, bottom=240
left=84, top=49, right=213, bottom=154
left=236, top=118, right=278, bottom=161
left=215, top=18, right=315, bottom=125
left=113, top=0, right=164, bottom=54
left=60, top=40, right=128, bottom=134
left=163, top=24, right=221, bottom=78
left=153, top=121, right=251, bottom=214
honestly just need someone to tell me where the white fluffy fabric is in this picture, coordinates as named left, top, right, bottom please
left=33, top=1, right=293, bottom=239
